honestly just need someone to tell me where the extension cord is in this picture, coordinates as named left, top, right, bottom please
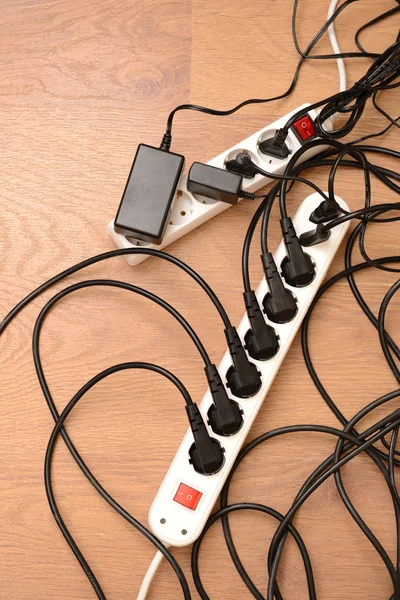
left=107, top=104, right=334, bottom=265
left=148, top=192, right=349, bottom=547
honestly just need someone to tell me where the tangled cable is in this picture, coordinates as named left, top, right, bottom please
left=191, top=108, right=400, bottom=598
left=194, top=223, right=400, bottom=599
left=1, top=1, right=399, bottom=598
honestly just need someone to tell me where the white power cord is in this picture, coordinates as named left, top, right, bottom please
left=328, top=0, right=348, bottom=92
left=137, top=550, right=165, bottom=600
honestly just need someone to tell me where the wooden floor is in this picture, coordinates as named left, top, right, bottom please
left=0, top=1, right=399, bottom=598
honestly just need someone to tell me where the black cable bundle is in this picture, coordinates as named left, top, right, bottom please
left=316, top=39, right=400, bottom=138
left=1, top=1, right=400, bottom=598
left=3, top=144, right=398, bottom=599
left=195, top=123, right=400, bottom=600
left=193, top=238, right=400, bottom=599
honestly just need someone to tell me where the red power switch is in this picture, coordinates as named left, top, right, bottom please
left=173, top=483, right=203, bottom=511
left=292, top=115, right=315, bottom=141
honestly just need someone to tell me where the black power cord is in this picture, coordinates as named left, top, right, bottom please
left=378, top=278, right=400, bottom=384
left=0, top=248, right=235, bottom=599
left=301, top=256, right=400, bottom=468
left=355, top=4, right=400, bottom=57
left=160, top=0, right=370, bottom=151
left=346, top=224, right=400, bottom=358
left=33, top=280, right=217, bottom=599
left=0, top=247, right=232, bottom=334
left=44, top=362, right=193, bottom=600
left=293, top=0, right=378, bottom=60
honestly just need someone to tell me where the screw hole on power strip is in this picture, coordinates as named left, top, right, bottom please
left=192, top=192, right=218, bottom=205
left=170, top=191, right=194, bottom=224
left=181, top=529, right=187, bottom=535
left=160, top=518, right=166, bottom=524
left=127, top=238, right=151, bottom=247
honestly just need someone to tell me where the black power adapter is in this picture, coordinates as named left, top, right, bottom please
left=114, top=144, right=184, bottom=244
left=187, top=162, right=253, bottom=204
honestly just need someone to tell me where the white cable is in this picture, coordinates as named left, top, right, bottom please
left=328, top=0, right=347, bottom=92
left=137, top=550, right=165, bottom=600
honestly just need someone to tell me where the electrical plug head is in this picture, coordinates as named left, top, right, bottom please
left=261, top=252, right=298, bottom=324
left=244, top=326, right=279, bottom=361
left=263, top=290, right=298, bottom=324
left=225, top=152, right=259, bottom=179
left=299, top=223, right=331, bottom=247
left=224, top=326, right=262, bottom=398
left=186, top=403, right=225, bottom=475
left=188, top=438, right=225, bottom=475
left=243, top=290, right=280, bottom=361
left=309, top=200, right=341, bottom=224
left=259, top=129, right=290, bottom=159
left=207, top=401, right=243, bottom=437
left=205, top=364, right=243, bottom=436
left=226, top=363, right=261, bottom=399
left=280, top=217, right=316, bottom=287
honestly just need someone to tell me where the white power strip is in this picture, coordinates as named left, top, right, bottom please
left=148, top=192, right=349, bottom=547
left=107, top=105, right=333, bottom=265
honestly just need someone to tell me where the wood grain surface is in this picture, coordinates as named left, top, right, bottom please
left=0, top=1, right=399, bottom=598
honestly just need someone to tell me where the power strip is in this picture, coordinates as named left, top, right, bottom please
left=148, top=192, right=349, bottom=547
left=107, top=104, right=334, bottom=266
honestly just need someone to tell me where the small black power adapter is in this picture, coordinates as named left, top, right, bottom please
left=187, top=162, right=245, bottom=205
left=114, top=144, right=184, bottom=244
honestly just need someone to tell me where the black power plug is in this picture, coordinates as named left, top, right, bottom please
left=261, top=252, right=298, bottom=324
left=259, top=129, right=290, bottom=159
left=280, top=217, right=315, bottom=287
left=186, top=403, right=225, bottom=475
left=225, top=152, right=259, bottom=179
left=205, top=364, right=243, bottom=436
left=299, top=223, right=331, bottom=247
left=243, top=290, right=279, bottom=361
left=225, top=326, right=262, bottom=398
left=310, top=200, right=342, bottom=224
